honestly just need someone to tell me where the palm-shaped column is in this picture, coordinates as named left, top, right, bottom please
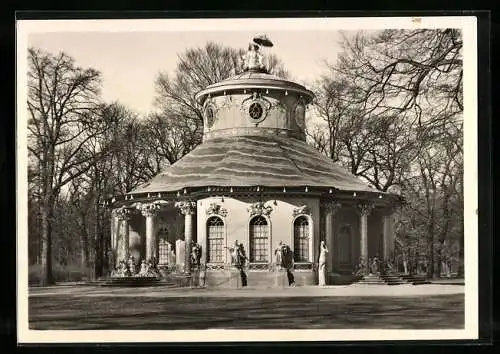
left=357, top=202, right=374, bottom=275
left=175, top=201, right=197, bottom=274
left=137, top=202, right=162, bottom=262
left=115, top=207, right=132, bottom=265
left=323, top=201, right=342, bottom=273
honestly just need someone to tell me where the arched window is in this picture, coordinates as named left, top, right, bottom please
left=157, top=226, right=169, bottom=264
left=207, top=217, right=224, bottom=263
left=294, top=216, right=310, bottom=262
left=249, top=215, right=269, bottom=263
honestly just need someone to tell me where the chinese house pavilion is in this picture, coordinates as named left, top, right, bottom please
left=106, top=35, right=401, bottom=287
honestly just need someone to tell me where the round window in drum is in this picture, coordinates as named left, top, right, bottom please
left=248, top=102, right=264, bottom=120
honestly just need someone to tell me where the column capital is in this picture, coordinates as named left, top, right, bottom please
left=175, top=200, right=197, bottom=215
left=136, top=202, right=162, bottom=217
left=114, top=207, right=132, bottom=221
left=357, top=202, right=375, bottom=216
left=322, top=201, right=342, bottom=215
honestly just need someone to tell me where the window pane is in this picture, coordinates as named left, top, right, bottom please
left=294, top=216, right=309, bottom=262
left=207, top=217, right=224, bottom=263
left=250, top=216, right=269, bottom=263
left=158, top=227, right=169, bottom=264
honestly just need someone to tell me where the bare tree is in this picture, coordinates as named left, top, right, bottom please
left=309, top=29, right=464, bottom=278
left=27, top=48, right=118, bottom=285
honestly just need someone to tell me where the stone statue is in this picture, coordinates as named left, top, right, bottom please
left=242, top=43, right=265, bottom=72
left=318, top=240, right=328, bottom=286
left=168, top=249, right=176, bottom=265
left=274, top=241, right=283, bottom=268
left=275, top=241, right=295, bottom=286
left=138, top=259, right=148, bottom=276
left=370, top=256, right=380, bottom=275
left=191, top=243, right=202, bottom=267
left=353, top=257, right=367, bottom=276
left=128, top=256, right=137, bottom=275
left=228, top=240, right=248, bottom=287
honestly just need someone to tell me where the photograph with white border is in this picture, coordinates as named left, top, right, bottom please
left=16, top=16, right=478, bottom=343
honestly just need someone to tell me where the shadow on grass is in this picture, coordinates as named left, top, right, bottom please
left=29, top=294, right=464, bottom=330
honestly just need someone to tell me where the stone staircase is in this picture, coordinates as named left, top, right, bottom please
left=95, top=276, right=165, bottom=287
left=356, top=274, right=388, bottom=285
left=379, top=273, right=407, bottom=285
left=356, top=273, right=428, bottom=286
left=400, top=274, right=431, bottom=285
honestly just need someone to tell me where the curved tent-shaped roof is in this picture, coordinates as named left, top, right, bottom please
left=130, top=134, right=376, bottom=195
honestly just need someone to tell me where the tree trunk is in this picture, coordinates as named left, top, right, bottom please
left=80, top=226, right=90, bottom=269
left=458, top=221, right=464, bottom=278
left=435, top=241, right=444, bottom=278
left=427, top=236, right=434, bottom=279
left=94, top=204, right=102, bottom=279
left=40, top=199, right=54, bottom=286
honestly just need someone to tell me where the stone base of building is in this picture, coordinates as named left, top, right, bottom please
left=327, top=273, right=363, bottom=285
left=204, top=270, right=316, bottom=288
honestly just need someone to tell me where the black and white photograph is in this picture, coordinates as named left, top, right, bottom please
left=16, top=16, right=478, bottom=343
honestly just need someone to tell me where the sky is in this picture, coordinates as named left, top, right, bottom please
left=27, top=30, right=344, bottom=116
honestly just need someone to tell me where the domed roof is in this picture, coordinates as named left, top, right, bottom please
left=195, top=70, right=314, bottom=105
left=130, top=134, right=375, bottom=194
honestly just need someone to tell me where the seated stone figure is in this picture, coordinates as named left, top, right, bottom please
left=112, top=260, right=130, bottom=277
left=136, top=259, right=149, bottom=277
left=128, top=256, right=137, bottom=275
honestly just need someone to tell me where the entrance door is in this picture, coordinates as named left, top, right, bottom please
left=337, top=225, right=352, bottom=272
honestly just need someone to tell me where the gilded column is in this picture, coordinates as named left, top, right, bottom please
left=323, top=201, right=341, bottom=273
left=176, top=201, right=197, bottom=274
left=382, top=207, right=396, bottom=261
left=137, top=203, right=162, bottom=262
left=115, top=207, right=132, bottom=264
left=357, top=202, right=374, bottom=275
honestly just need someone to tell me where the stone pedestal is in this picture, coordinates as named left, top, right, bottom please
left=275, top=269, right=287, bottom=288
left=198, top=267, right=206, bottom=287
left=228, top=269, right=241, bottom=288
left=176, top=239, right=186, bottom=270
left=191, top=268, right=200, bottom=287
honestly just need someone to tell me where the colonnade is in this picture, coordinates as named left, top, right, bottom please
left=110, top=201, right=197, bottom=274
left=322, top=201, right=395, bottom=275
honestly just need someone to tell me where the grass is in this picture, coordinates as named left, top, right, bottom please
left=29, top=294, right=464, bottom=330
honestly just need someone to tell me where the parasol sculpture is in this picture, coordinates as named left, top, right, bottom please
left=253, top=34, right=274, bottom=47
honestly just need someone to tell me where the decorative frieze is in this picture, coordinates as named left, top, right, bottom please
left=292, top=204, right=312, bottom=217
left=206, top=202, right=228, bottom=217
left=247, top=201, right=273, bottom=217
left=175, top=200, right=197, bottom=215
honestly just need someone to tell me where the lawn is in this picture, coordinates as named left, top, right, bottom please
left=29, top=294, right=464, bottom=330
